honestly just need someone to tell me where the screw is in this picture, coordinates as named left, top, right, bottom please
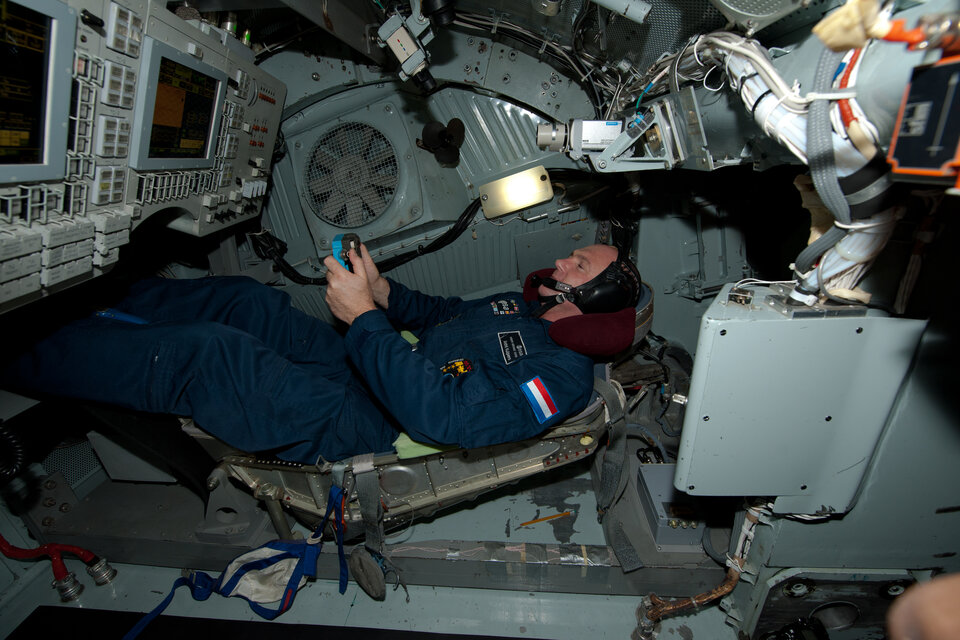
left=481, top=194, right=488, bottom=201
left=43, top=497, right=56, bottom=507
left=887, top=584, right=906, bottom=597
left=467, top=37, right=475, bottom=45
left=42, top=517, right=55, bottom=527
left=502, top=74, right=510, bottom=84
left=59, top=503, right=71, bottom=513
left=464, top=64, right=471, bottom=72
left=541, top=82, right=550, bottom=90
left=597, top=160, right=607, bottom=169
left=788, top=582, right=809, bottom=596
left=44, top=480, right=57, bottom=490
left=311, top=72, right=320, bottom=81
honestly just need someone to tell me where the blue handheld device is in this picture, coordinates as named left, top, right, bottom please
left=331, top=234, right=362, bottom=271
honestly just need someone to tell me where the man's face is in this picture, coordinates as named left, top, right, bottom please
left=538, top=244, right=618, bottom=299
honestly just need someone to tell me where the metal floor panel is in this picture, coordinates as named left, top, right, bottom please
left=0, top=559, right=737, bottom=639
left=1, top=461, right=737, bottom=638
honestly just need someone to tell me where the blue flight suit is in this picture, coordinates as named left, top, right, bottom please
left=351, top=279, right=595, bottom=449
left=1, top=276, right=594, bottom=463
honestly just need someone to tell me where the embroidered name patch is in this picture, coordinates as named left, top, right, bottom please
left=490, top=299, right=520, bottom=315
left=441, top=358, right=473, bottom=377
left=521, top=377, right=558, bottom=423
left=498, top=331, right=527, bottom=365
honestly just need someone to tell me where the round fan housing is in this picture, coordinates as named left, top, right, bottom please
left=303, top=122, right=399, bottom=229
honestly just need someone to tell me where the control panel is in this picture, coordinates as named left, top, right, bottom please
left=0, top=0, right=286, bottom=312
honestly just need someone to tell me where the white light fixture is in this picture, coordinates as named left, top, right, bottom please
left=478, top=166, right=554, bottom=219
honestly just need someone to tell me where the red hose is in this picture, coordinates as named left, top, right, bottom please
left=0, top=533, right=98, bottom=580
left=838, top=48, right=862, bottom=129
left=883, top=19, right=927, bottom=46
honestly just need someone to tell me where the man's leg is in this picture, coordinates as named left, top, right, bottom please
left=1, top=316, right=397, bottom=462
left=116, top=276, right=351, bottom=381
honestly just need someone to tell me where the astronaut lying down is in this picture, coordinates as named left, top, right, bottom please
left=1, top=244, right=641, bottom=463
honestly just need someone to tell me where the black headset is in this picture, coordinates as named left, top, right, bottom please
left=533, top=247, right=641, bottom=317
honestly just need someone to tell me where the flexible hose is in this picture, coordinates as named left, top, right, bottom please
left=794, top=225, right=847, bottom=275
left=252, top=199, right=482, bottom=285
left=796, top=47, right=852, bottom=286
left=0, top=533, right=99, bottom=581
left=808, top=47, right=851, bottom=226
left=372, top=199, right=482, bottom=273
left=0, top=421, right=25, bottom=483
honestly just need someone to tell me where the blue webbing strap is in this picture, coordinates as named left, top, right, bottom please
left=124, top=484, right=350, bottom=638
left=326, top=484, right=350, bottom=593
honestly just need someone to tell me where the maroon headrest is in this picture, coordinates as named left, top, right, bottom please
left=523, top=269, right=636, bottom=357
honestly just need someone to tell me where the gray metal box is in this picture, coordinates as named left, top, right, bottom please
left=675, top=284, right=927, bottom=515
left=637, top=462, right=704, bottom=549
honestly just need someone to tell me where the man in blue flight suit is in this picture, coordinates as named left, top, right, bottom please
left=1, top=243, right=641, bottom=463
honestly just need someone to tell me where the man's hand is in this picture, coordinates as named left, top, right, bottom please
left=887, top=573, right=960, bottom=640
left=324, top=248, right=377, bottom=325
left=357, top=243, right=390, bottom=308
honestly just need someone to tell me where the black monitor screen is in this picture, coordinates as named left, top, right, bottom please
left=0, top=0, right=50, bottom=165
left=148, top=56, right=218, bottom=159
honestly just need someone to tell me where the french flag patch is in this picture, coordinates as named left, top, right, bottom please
left=521, top=376, right=559, bottom=424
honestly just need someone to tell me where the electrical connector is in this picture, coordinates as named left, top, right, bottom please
left=86, top=557, right=118, bottom=585
left=52, top=572, right=84, bottom=602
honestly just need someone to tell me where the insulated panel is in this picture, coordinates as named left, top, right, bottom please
left=675, top=284, right=926, bottom=514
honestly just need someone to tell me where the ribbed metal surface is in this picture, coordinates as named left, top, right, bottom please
left=722, top=0, right=787, bottom=14
left=428, top=91, right=551, bottom=184
left=303, top=122, right=398, bottom=229
left=383, top=210, right=596, bottom=299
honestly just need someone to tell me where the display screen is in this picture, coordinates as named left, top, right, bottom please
left=148, top=57, right=218, bottom=159
left=0, top=0, right=50, bottom=165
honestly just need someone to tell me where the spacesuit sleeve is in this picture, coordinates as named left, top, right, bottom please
left=344, top=309, right=594, bottom=448
left=382, top=278, right=470, bottom=332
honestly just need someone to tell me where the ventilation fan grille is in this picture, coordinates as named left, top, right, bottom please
left=303, top=122, right=398, bottom=229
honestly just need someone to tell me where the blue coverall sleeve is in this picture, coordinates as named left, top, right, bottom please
left=343, top=309, right=594, bottom=448
left=382, top=279, right=472, bottom=333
